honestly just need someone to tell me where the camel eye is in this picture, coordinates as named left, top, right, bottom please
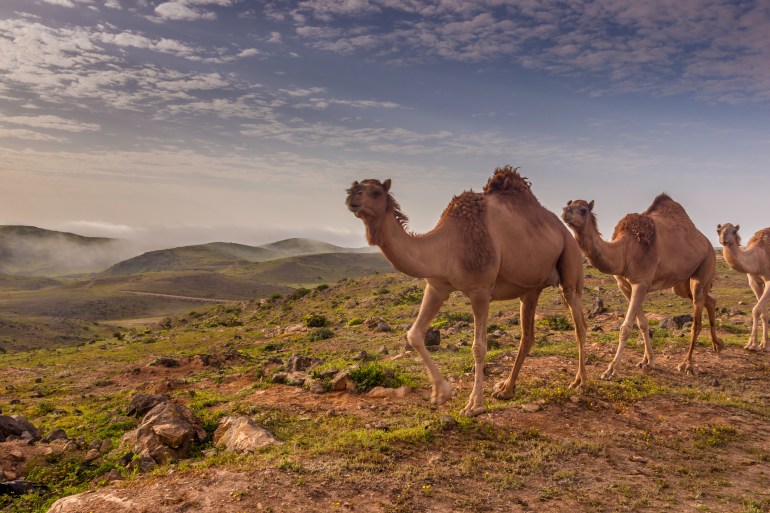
left=580, top=207, right=587, bottom=215
left=371, top=189, right=383, bottom=198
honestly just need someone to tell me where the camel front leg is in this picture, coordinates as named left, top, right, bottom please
left=677, top=280, right=706, bottom=374
left=635, top=310, right=655, bottom=371
left=493, top=289, right=541, bottom=400
left=461, top=290, right=491, bottom=417
left=746, top=275, right=767, bottom=351
left=406, top=283, right=452, bottom=406
left=748, top=277, right=770, bottom=352
left=602, top=283, right=648, bottom=380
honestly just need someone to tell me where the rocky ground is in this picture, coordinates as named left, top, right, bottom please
left=1, top=263, right=770, bottom=512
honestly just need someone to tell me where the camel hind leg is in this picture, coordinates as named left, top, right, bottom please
left=704, top=293, right=724, bottom=353
left=492, top=289, right=541, bottom=400
left=561, top=284, right=587, bottom=388
left=676, top=278, right=707, bottom=374
left=407, top=282, right=452, bottom=406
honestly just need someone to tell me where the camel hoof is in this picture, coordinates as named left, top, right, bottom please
left=460, top=405, right=486, bottom=417
left=676, top=361, right=695, bottom=375
left=636, top=360, right=653, bottom=371
left=492, top=381, right=515, bottom=400
left=430, top=380, right=452, bottom=406
left=569, top=377, right=586, bottom=389
left=600, top=367, right=619, bottom=380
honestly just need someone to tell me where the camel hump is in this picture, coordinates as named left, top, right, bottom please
left=643, top=193, right=688, bottom=218
left=748, top=228, right=770, bottom=247
left=483, top=165, right=538, bottom=203
left=613, top=213, right=656, bottom=248
left=441, top=191, right=494, bottom=272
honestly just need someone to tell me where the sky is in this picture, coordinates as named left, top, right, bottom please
left=1, top=0, right=769, bottom=251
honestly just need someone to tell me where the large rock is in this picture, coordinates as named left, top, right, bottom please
left=0, top=416, right=40, bottom=442
left=126, top=394, right=170, bottom=418
left=660, top=314, right=694, bottom=331
left=213, top=415, right=280, bottom=454
left=131, top=402, right=206, bottom=465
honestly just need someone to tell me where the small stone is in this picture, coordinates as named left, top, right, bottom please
left=438, top=416, right=459, bottom=431
left=84, top=449, right=100, bottom=462
left=100, top=439, right=113, bottom=453
left=102, top=469, right=123, bottom=483
left=379, top=345, right=389, bottom=355
left=520, top=403, right=542, bottom=413
left=569, top=395, right=581, bottom=404
left=711, top=377, right=720, bottom=387
left=63, top=440, right=79, bottom=452
left=89, top=439, right=103, bottom=450
left=9, top=450, right=24, bottom=461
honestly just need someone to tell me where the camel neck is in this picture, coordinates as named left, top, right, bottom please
left=366, top=211, right=439, bottom=279
left=574, top=220, right=626, bottom=276
left=722, top=242, right=759, bottom=274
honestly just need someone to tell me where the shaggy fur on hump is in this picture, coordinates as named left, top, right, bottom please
left=748, top=228, right=770, bottom=248
left=613, top=213, right=656, bottom=249
left=482, top=165, right=538, bottom=203
left=440, top=190, right=494, bottom=272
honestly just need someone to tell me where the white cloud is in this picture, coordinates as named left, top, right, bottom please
left=2, top=115, right=100, bottom=132
left=153, top=0, right=234, bottom=21
left=40, top=0, right=76, bottom=7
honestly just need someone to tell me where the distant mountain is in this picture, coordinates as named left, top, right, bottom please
left=0, top=225, right=131, bottom=277
left=103, top=238, right=374, bottom=276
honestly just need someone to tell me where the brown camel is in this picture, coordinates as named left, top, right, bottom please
left=561, top=194, right=723, bottom=377
left=717, top=223, right=770, bottom=351
left=346, top=166, right=587, bottom=417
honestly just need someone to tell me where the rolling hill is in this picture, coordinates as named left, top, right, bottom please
left=0, top=225, right=133, bottom=277
left=102, top=238, right=374, bottom=275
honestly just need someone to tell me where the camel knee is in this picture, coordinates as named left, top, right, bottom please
left=406, top=327, right=425, bottom=350
left=619, top=324, right=633, bottom=340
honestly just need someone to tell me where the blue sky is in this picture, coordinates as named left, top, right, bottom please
left=1, top=0, right=768, bottom=249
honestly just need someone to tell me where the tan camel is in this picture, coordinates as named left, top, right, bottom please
left=346, top=166, right=588, bottom=416
left=561, top=194, right=723, bottom=377
left=717, top=223, right=770, bottom=351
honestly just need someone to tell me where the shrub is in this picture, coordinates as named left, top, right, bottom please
left=290, top=288, right=311, bottom=300
left=541, top=315, right=573, bottom=331
left=347, top=318, right=364, bottom=327
left=304, top=314, right=328, bottom=328
left=394, top=286, right=423, bottom=305
left=316, top=284, right=329, bottom=291
left=308, top=327, right=334, bottom=342
left=349, top=362, right=398, bottom=392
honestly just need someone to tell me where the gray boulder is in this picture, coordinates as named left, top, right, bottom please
left=131, top=402, right=206, bottom=465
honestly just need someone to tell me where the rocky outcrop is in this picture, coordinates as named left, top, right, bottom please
left=124, top=402, right=206, bottom=465
left=0, top=416, right=40, bottom=443
left=126, top=394, right=170, bottom=418
left=213, top=415, right=280, bottom=454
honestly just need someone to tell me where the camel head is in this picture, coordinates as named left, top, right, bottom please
left=346, top=178, right=392, bottom=220
left=717, top=223, right=741, bottom=246
left=561, top=199, right=595, bottom=230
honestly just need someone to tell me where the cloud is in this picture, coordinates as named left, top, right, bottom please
left=2, top=115, right=100, bottom=132
left=153, top=0, right=234, bottom=21
left=40, top=0, right=76, bottom=7
left=287, top=0, right=770, bottom=104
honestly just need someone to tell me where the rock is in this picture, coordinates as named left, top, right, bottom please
left=8, top=449, right=23, bottom=461
left=0, top=480, right=47, bottom=497
left=308, top=381, right=326, bottom=394
left=84, top=449, right=100, bottom=462
left=588, top=297, right=607, bottom=318
left=378, top=345, right=389, bottom=355
left=148, top=356, right=179, bottom=368
left=99, top=439, right=113, bottom=453
left=126, top=394, right=170, bottom=418
left=438, top=416, right=459, bottom=431
left=424, top=327, right=441, bottom=347
left=63, top=441, right=79, bottom=452
left=213, top=415, right=281, bottom=454
left=367, top=386, right=394, bottom=398
left=520, top=403, right=542, bottom=413
left=271, top=372, right=288, bottom=384
left=101, top=469, right=123, bottom=483
left=118, top=452, right=134, bottom=467
left=591, top=325, right=604, bottom=332
left=89, top=439, right=102, bottom=450
left=352, top=350, right=368, bottom=361
left=0, top=416, right=40, bottom=442
left=286, top=371, right=310, bottom=387
left=661, top=314, right=693, bottom=330
left=43, top=429, right=68, bottom=443
left=330, top=370, right=354, bottom=392
left=133, top=402, right=206, bottom=465
left=286, top=354, right=314, bottom=372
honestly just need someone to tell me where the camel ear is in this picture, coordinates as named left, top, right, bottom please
left=735, top=224, right=740, bottom=232
left=588, top=200, right=594, bottom=211
left=383, top=179, right=391, bottom=192
left=717, top=224, right=722, bottom=232
left=566, top=199, right=572, bottom=206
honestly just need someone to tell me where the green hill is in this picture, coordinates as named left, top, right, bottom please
left=103, top=238, right=374, bottom=276
left=0, top=225, right=131, bottom=277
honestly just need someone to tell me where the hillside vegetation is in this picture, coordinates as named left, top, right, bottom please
left=1, top=258, right=769, bottom=512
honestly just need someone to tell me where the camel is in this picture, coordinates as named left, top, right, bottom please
left=561, top=194, right=723, bottom=377
left=717, top=223, right=770, bottom=351
left=345, top=166, right=587, bottom=417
